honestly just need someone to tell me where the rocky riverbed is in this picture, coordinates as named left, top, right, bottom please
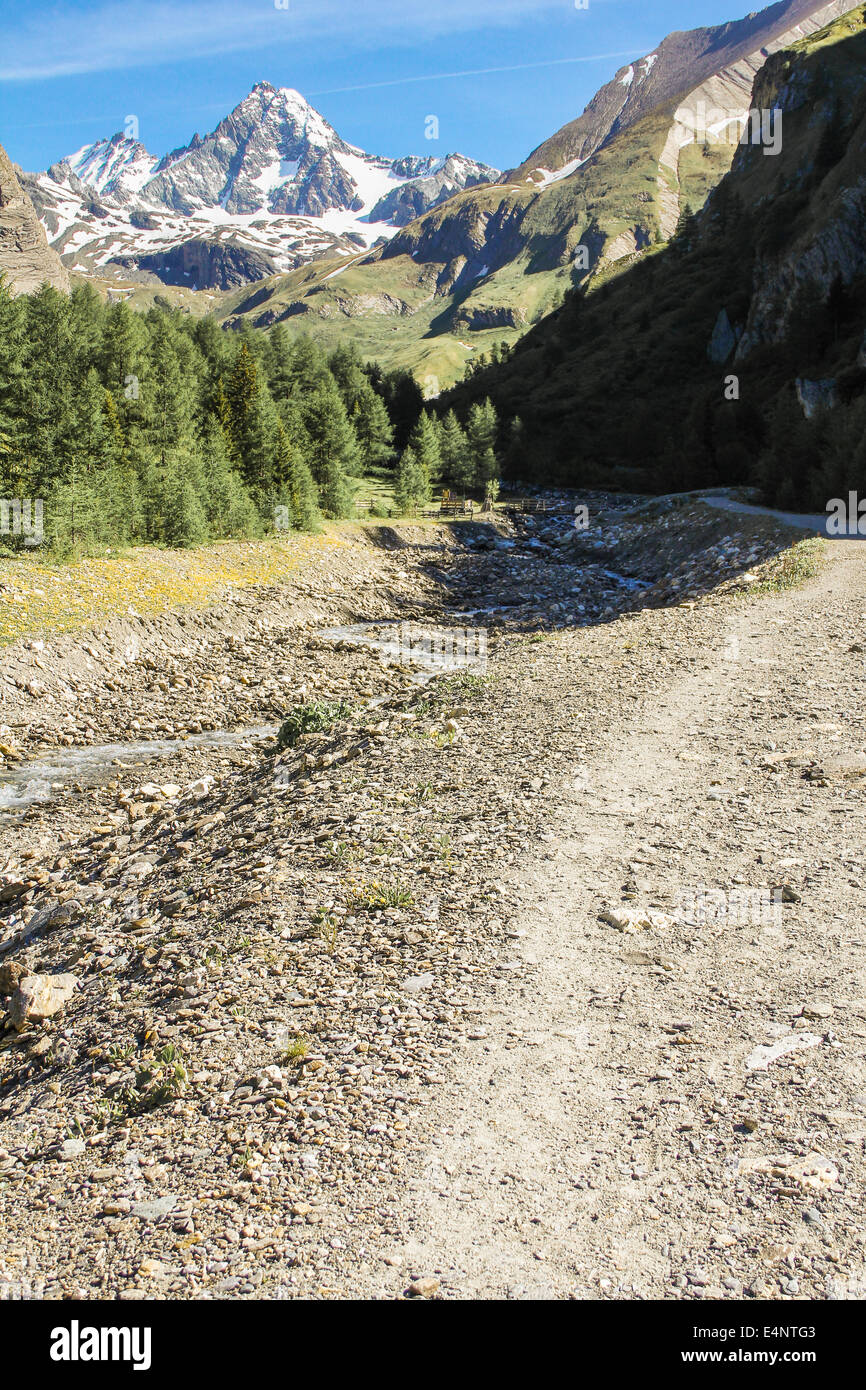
left=3, top=495, right=859, bottom=1302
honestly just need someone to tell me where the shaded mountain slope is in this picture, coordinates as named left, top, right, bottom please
left=443, top=6, right=866, bottom=510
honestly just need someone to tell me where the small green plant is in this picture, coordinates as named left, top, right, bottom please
left=277, top=700, right=355, bottom=749
left=346, top=878, right=414, bottom=912
left=433, top=835, right=454, bottom=865
left=107, top=1041, right=135, bottom=1064
left=120, top=1042, right=188, bottom=1114
left=326, top=840, right=360, bottom=866
left=93, top=1099, right=125, bottom=1129
left=431, top=728, right=457, bottom=747
left=316, top=912, right=339, bottom=953
left=233, top=1143, right=258, bottom=1176
left=280, top=1034, right=309, bottom=1063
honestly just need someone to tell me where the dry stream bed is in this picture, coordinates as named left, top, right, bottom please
left=0, top=496, right=862, bottom=1301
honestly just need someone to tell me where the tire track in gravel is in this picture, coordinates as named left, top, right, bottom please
left=376, top=542, right=866, bottom=1300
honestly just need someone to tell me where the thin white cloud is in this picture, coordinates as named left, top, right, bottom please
left=307, top=51, right=644, bottom=97
left=0, top=0, right=593, bottom=81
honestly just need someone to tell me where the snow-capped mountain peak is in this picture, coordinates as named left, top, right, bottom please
left=27, top=83, right=499, bottom=290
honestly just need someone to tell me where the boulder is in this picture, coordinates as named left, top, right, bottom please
left=8, top=973, right=78, bottom=1031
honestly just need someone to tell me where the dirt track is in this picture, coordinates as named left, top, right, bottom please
left=358, top=540, right=866, bottom=1299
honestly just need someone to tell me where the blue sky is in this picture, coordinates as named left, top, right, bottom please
left=1, top=0, right=757, bottom=172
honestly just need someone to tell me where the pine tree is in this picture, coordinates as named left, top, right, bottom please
left=145, top=315, right=199, bottom=469
left=406, top=410, right=441, bottom=490
left=198, top=416, right=260, bottom=539
left=273, top=420, right=321, bottom=531
left=223, top=341, right=279, bottom=495
left=438, top=410, right=472, bottom=489
left=99, top=299, right=147, bottom=432
left=395, top=446, right=430, bottom=513
left=351, top=385, right=394, bottom=469
left=160, top=452, right=210, bottom=548
left=466, top=398, right=499, bottom=485
left=300, top=376, right=359, bottom=516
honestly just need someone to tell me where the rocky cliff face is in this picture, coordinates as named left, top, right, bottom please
left=732, top=26, right=866, bottom=358
left=0, top=143, right=69, bottom=296
left=111, top=237, right=278, bottom=291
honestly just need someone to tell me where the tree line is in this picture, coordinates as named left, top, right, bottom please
left=0, top=278, right=504, bottom=554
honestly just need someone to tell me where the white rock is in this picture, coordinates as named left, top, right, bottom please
left=403, top=972, right=434, bottom=994
left=188, top=776, right=214, bottom=800
left=745, top=1032, right=822, bottom=1072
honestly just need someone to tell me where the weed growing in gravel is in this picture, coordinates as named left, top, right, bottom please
left=280, top=1034, right=309, bottom=1063
left=414, top=672, right=489, bottom=718
left=433, top=835, right=454, bottom=865
left=233, top=1144, right=258, bottom=1177
left=277, top=701, right=355, bottom=749
left=431, top=728, right=457, bottom=747
left=120, top=1043, right=189, bottom=1114
left=326, top=840, right=361, bottom=866
left=93, top=1099, right=125, bottom=1129
left=315, top=912, right=340, bottom=952
left=346, top=878, right=414, bottom=911
left=436, top=672, right=489, bottom=697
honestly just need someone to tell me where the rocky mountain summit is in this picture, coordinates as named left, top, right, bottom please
left=0, top=142, right=69, bottom=296
left=24, top=83, right=498, bottom=287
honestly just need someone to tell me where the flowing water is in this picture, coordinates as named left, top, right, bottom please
left=0, top=618, right=485, bottom=820
left=0, top=727, right=277, bottom=818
